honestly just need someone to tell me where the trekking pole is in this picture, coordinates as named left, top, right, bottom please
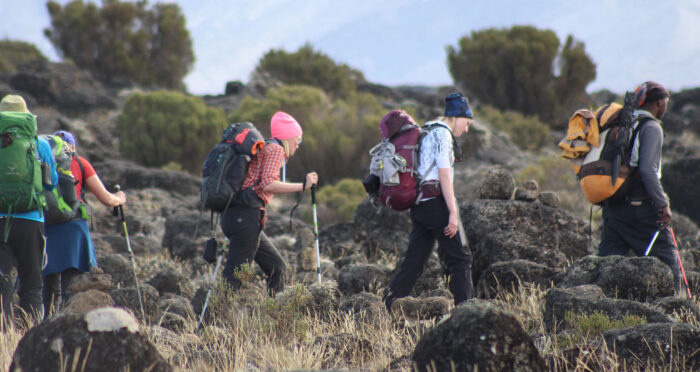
left=198, top=238, right=227, bottom=330
left=643, top=229, right=661, bottom=256
left=311, top=184, right=322, bottom=284
left=112, top=185, right=147, bottom=323
left=670, top=227, right=693, bottom=299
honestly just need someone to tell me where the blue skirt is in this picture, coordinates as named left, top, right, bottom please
left=43, top=219, right=97, bottom=275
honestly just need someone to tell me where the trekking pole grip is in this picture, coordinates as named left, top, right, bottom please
left=113, top=184, right=124, bottom=221
left=311, top=184, right=317, bottom=205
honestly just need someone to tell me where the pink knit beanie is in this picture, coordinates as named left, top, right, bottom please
left=270, top=111, right=303, bottom=140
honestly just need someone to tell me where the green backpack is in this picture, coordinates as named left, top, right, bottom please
left=40, top=134, right=81, bottom=224
left=0, top=111, right=46, bottom=214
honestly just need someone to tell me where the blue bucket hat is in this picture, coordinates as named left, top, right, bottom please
left=444, top=92, right=473, bottom=119
left=53, top=130, right=76, bottom=146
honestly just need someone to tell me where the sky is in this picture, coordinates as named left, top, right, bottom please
left=2, top=0, right=699, bottom=96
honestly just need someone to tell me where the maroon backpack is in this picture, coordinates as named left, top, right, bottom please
left=373, top=110, right=422, bottom=211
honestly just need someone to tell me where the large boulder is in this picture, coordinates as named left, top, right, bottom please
left=338, top=292, right=386, bottom=325
left=10, top=307, right=171, bottom=372
left=99, top=253, right=135, bottom=287
left=477, top=259, right=564, bottom=298
left=558, top=255, right=675, bottom=301
left=9, top=61, right=116, bottom=114
left=461, top=199, right=592, bottom=283
left=110, top=284, right=160, bottom=322
left=147, top=266, right=195, bottom=299
left=603, top=323, right=700, bottom=370
left=543, top=285, right=674, bottom=333
left=663, top=157, right=700, bottom=226
left=412, top=300, right=546, bottom=372
left=62, top=290, right=114, bottom=314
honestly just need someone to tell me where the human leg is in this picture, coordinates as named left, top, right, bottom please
left=8, top=219, right=45, bottom=322
left=255, top=231, right=288, bottom=296
left=60, top=268, right=81, bottom=303
left=597, top=204, right=632, bottom=257
left=0, top=238, right=17, bottom=323
left=384, top=200, right=440, bottom=310
left=42, top=273, right=61, bottom=316
left=220, top=205, right=262, bottom=290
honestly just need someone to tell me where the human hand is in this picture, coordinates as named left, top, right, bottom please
left=305, top=172, right=318, bottom=190
left=444, top=211, right=458, bottom=238
left=657, top=205, right=672, bottom=228
left=114, top=190, right=126, bottom=206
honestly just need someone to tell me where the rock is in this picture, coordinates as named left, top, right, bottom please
left=9, top=61, right=116, bottom=114
left=147, top=266, right=195, bottom=299
left=461, top=199, right=592, bottom=284
left=307, top=281, right=340, bottom=318
left=663, top=157, right=700, bottom=226
left=162, top=211, right=211, bottom=259
left=478, top=166, right=515, bottom=200
left=297, top=246, right=317, bottom=272
left=652, top=297, right=700, bottom=320
left=110, top=284, right=160, bottom=322
left=94, top=160, right=202, bottom=197
left=390, top=296, right=450, bottom=320
left=537, top=191, right=560, bottom=208
left=10, top=307, right=171, bottom=372
left=157, top=295, right=195, bottom=332
left=515, top=188, right=538, bottom=202
left=319, top=222, right=360, bottom=259
left=312, top=333, right=374, bottom=369
left=412, top=300, right=546, bottom=372
left=559, top=255, right=675, bottom=301
left=293, top=227, right=315, bottom=253
left=362, top=228, right=410, bottom=260
left=671, top=212, right=700, bottom=239
left=99, top=253, right=134, bottom=287
left=337, top=263, right=392, bottom=295
left=353, top=199, right=412, bottom=232
left=68, top=268, right=112, bottom=294
left=603, top=323, right=700, bottom=369
left=477, top=259, right=564, bottom=298
left=338, top=292, right=386, bottom=325
left=543, top=285, right=674, bottom=333
left=62, top=290, right=114, bottom=314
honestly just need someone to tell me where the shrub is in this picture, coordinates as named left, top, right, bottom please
left=314, top=178, right=367, bottom=224
left=477, top=105, right=550, bottom=151
left=229, top=85, right=385, bottom=184
left=447, top=26, right=596, bottom=126
left=0, top=39, right=47, bottom=73
left=252, top=43, right=363, bottom=98
left=45, top=0, right=194, bottom=89
left=118, top=91, right=227, bottom=173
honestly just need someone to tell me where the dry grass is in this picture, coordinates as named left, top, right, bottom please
left=2, top=272, right=699, bottom=371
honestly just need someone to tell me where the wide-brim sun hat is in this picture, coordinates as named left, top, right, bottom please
left=0, top=94, right=30, bottom=113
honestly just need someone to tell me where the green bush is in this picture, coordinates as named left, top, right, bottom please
left=252, top=43, right=363, bottom=98
left=230, top=85, right=385, bottom=184
left=45, top=0, right=194, bottom=89
left=477, top=105, right=550, bottom=151
left=118, top=91, right=227, bottom=173
left=315, top=178, right=367, bottom=223
left=0, top=39, right=47, bottom=73
left=447, top=26, right=596, bottom=125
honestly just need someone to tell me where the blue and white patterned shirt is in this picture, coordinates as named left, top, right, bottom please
left=417, top=121, right=455, bottom=183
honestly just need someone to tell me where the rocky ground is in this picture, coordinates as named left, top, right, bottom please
left=2, top=61, right=700, bottom=371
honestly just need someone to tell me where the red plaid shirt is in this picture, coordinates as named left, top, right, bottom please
left=243, top=142, right=286, bottom=206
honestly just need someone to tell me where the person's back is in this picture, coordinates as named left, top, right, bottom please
left=0, top=95, right=57, bottom=324
left=597, top=81, right=681, bottom=294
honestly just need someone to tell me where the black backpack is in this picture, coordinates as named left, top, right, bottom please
left=200, top=122, right=265, bottom=212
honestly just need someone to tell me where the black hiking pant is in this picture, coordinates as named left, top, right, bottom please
left=384, top=197, right=474, bottom=310
left=598, top=199, right=681, bottom=294
left=0, top=217, right=45, bottom=324
left=221, top=204, right=287, bottom=296
left=43, top=268, right=81, bottom=316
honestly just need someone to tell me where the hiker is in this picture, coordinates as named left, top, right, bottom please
left=597, top=81, right=682, bottom=294
left=221, top=111, right=317, bottom=295
left=42, top=130, right=126, bottom=314
left=383, top=92, right=475, bottom=311
left=0, top=95, right=57, bottom=324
